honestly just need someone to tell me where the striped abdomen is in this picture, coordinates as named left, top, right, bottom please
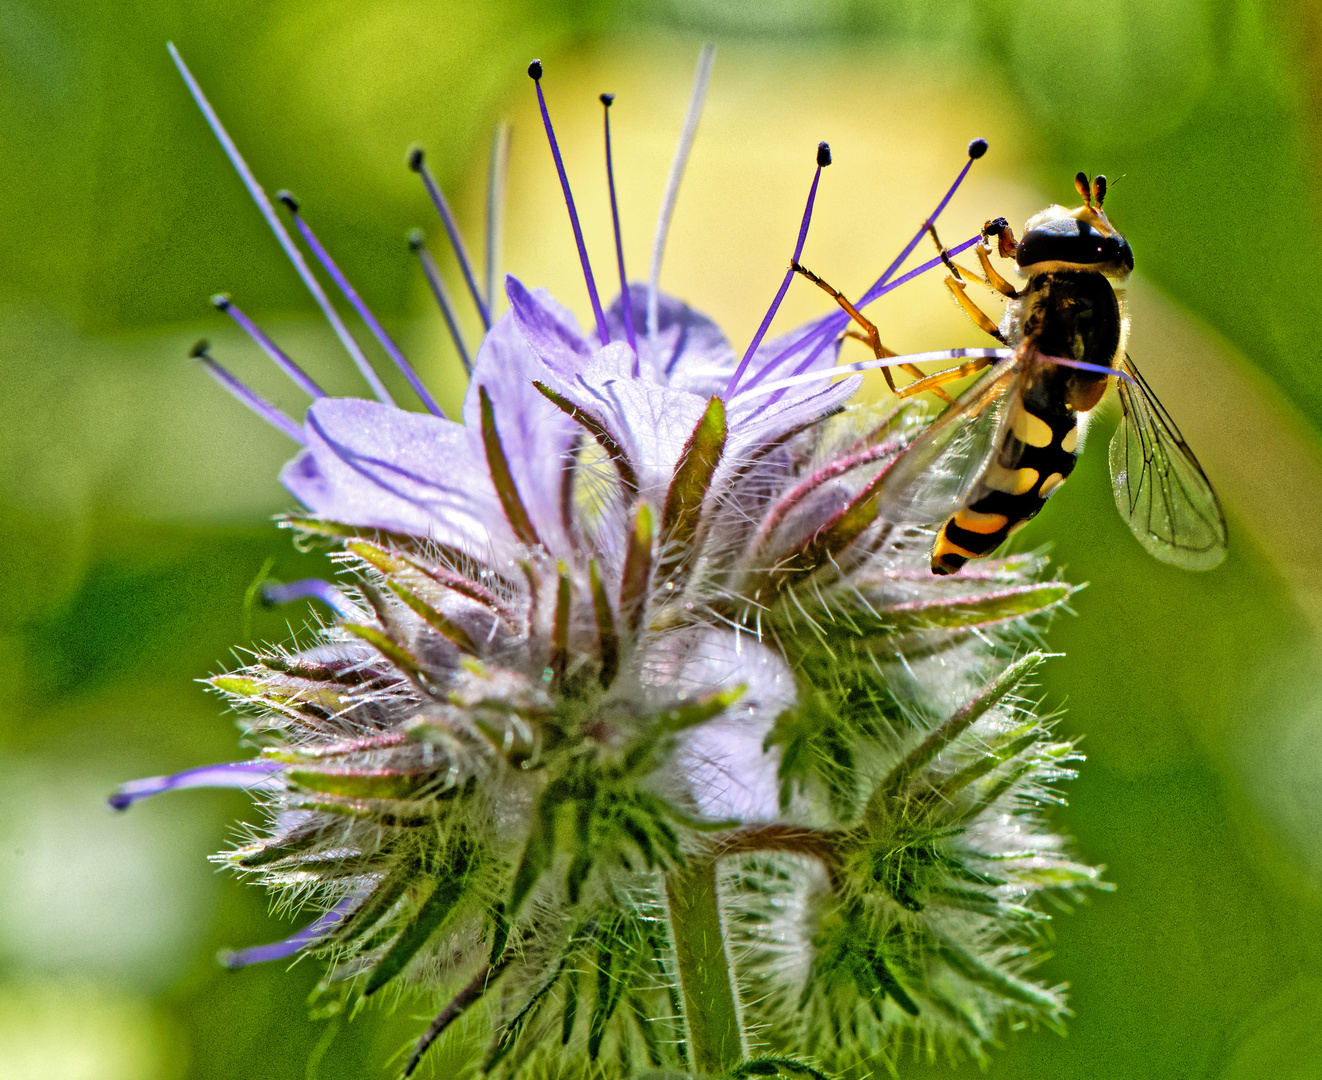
left=931, top=398, right=1081, bottom=575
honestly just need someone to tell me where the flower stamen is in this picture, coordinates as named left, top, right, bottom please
left=529, top=59, right=610, bottom=347
left=407, top=146, right=491, bottom=330
left=209, top=292, right=324, bottom=398
left=276, top=190, right=444, bottom=416
left=600, top=92, right=639, bottom=363
left=409, top=228, right=473, bottom=374
left=189, top=339, right=306, bottom=443
left=165, top=42, right=394, bottom=405
left=726, top=141, right=832, bottom=398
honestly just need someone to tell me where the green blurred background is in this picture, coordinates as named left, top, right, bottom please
left=6, top=1, right=1322, bottom=1077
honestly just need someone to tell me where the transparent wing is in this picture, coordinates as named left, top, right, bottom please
left=875, top=355, right=1020, bottom=526
left=1109, top=354, right=1227, bottom=569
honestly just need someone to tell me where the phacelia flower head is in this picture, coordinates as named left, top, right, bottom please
left=112, top=43, right=1104, bottom=1079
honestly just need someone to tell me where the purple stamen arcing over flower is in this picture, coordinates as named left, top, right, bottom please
left=408, top=147, right=491, bottom=331
left=190, top=340, right=307, bottom=444
left=262, top=578, right=358, bottom=618
left=737, top=138, right=990, bottom=396
left=528, top=60, right=610, bottom=348
left=757, top=234, right=986, bottom=409
left=210, top=293, right=324, bottom=399
left=725, top=141, right=832, bottom=398
left=218, top=897, right=355, bottom=970
left=600, top=93, right=638, bottom=365
left=166, top=42, right=395, bottom=407
left=276, top=191, right=444, bottom=417
left=107, top=758, right=284, bottom=811
left=410, top=229, right=474, bottom=375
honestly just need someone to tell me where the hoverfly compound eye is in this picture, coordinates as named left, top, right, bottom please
left=1016, top=215, right=1132, bottom=273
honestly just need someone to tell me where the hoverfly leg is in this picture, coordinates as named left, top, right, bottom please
left=975, top=245, right=1019, bottom=299
left=891, top=355, right=998, bottom=399
left=944, top=276, right=1007, bottom=343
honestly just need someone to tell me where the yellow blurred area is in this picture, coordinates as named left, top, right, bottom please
left=0, top=980, right=183, bottom=1080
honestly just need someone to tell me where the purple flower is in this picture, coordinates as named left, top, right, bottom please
left=111, top=43, right=1102, bottom=1079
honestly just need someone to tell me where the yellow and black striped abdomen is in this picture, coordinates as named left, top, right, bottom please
left=931, top=402, right=1081, bottom=575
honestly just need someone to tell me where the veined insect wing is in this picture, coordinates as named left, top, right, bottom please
left=875, top=354, right=1021, bottom=526
left=1109, top=354, right=1228, bottom=569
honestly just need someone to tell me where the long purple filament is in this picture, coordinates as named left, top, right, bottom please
left=194, top=343, right=306, bottom=444
left=411, top=231, right=473, bottom=374
left=737, top=145, right=987, bottom=396
left=219, top=898, right=355, bottom=969
left=263, top=578, right=357, bottom=618
left=601, top=94, right=637, bottom=365
left=108, top=759, right=284, bottom=811
left=725, top=144, right=829, bottom=397
left=410, top=148, right=491, bottom=330
left=738, top=234, right=982, bottom=404
left=166, top=43, right=394, bottom=406
left=281, top=197, right=443, bottom=416
left=530, top=63, right=610, bottom=348
left=212, top=295, right=323, bottom=399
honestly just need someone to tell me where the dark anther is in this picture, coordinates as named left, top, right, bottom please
left=967, top=138, right=988, bottom=159
left=209, top=292, right=232, bottom=311
left=407, top=146, right=425, bottom=172
left=600, top=92, right=614, bottom=106
left=407, top=227, right=426, bottom=252
left=816, top=141, right=832, bottom=167
left=528, top=59, right=543, bottom=80
left=275, top=189, right=300, bottom=213
left=189, top=339, right=211, bottom=359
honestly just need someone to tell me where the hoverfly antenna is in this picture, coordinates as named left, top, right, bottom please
left=1093, top=174, right=1107, bottom=208
left=1074, top=171, right=1092, bottom=206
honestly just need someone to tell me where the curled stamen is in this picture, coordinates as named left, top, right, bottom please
left=263, top=578, right=358, bottom=618
left=648, top=43, right=715, bottom=360
left=277, top=191, right=443, bottom=417
left=108, top=758, right=284, bottom=811
left=408, top=147, right=491, bottom=331
left=210, top=293, right=323, bottom=399
left=410, top=229, right=473, bottom=375
left=218, top=898, right=354, bottom=969
left=166, top=43, right=394, bottom=406
left=725, top=141, right=831, bottom=397
left=600, top=93, right=637, bottom=364
left=528, top=60, right=610, bottom=348
left=190, top=340, right=306, bottom=444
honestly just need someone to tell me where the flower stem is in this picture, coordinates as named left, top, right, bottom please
left=665, top=856, right=744, bottom=1075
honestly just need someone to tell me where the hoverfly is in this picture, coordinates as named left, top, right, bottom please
left=792, top=172, right=1228, bottom=575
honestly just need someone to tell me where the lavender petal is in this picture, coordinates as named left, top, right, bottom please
left=108, top=760, right=284, bottom=811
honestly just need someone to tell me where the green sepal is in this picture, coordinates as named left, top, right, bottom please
left=589, top=560, right=620, bottom=688
left=334, top=861, right=414, bottom=944
left=587, top=924, right=629, bottom=1060
left=482, top=958, right=567, bottom=1072
left=619, top=503, right=655, bottom=638
left=813, top=582, right=1076, bottom=640
left=365, top=840, right=476, bottom=996
left=937, top=938, right=1062, bottom=1014
left=658, top=396, right=726, bottom=585
left=387, top=580, right=477, bottom=654
left=534, top=380, right=639, bottom=494
left=342, top=623, right=426, bottom=678
left=232, top=825, right=322, bottom=868
left=286, top=767, right=444, bottom=800
left=480, top=386, right=542, bottom=548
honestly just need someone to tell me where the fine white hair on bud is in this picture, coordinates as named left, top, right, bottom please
left=111, top=43, right=1106, bottom=1079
